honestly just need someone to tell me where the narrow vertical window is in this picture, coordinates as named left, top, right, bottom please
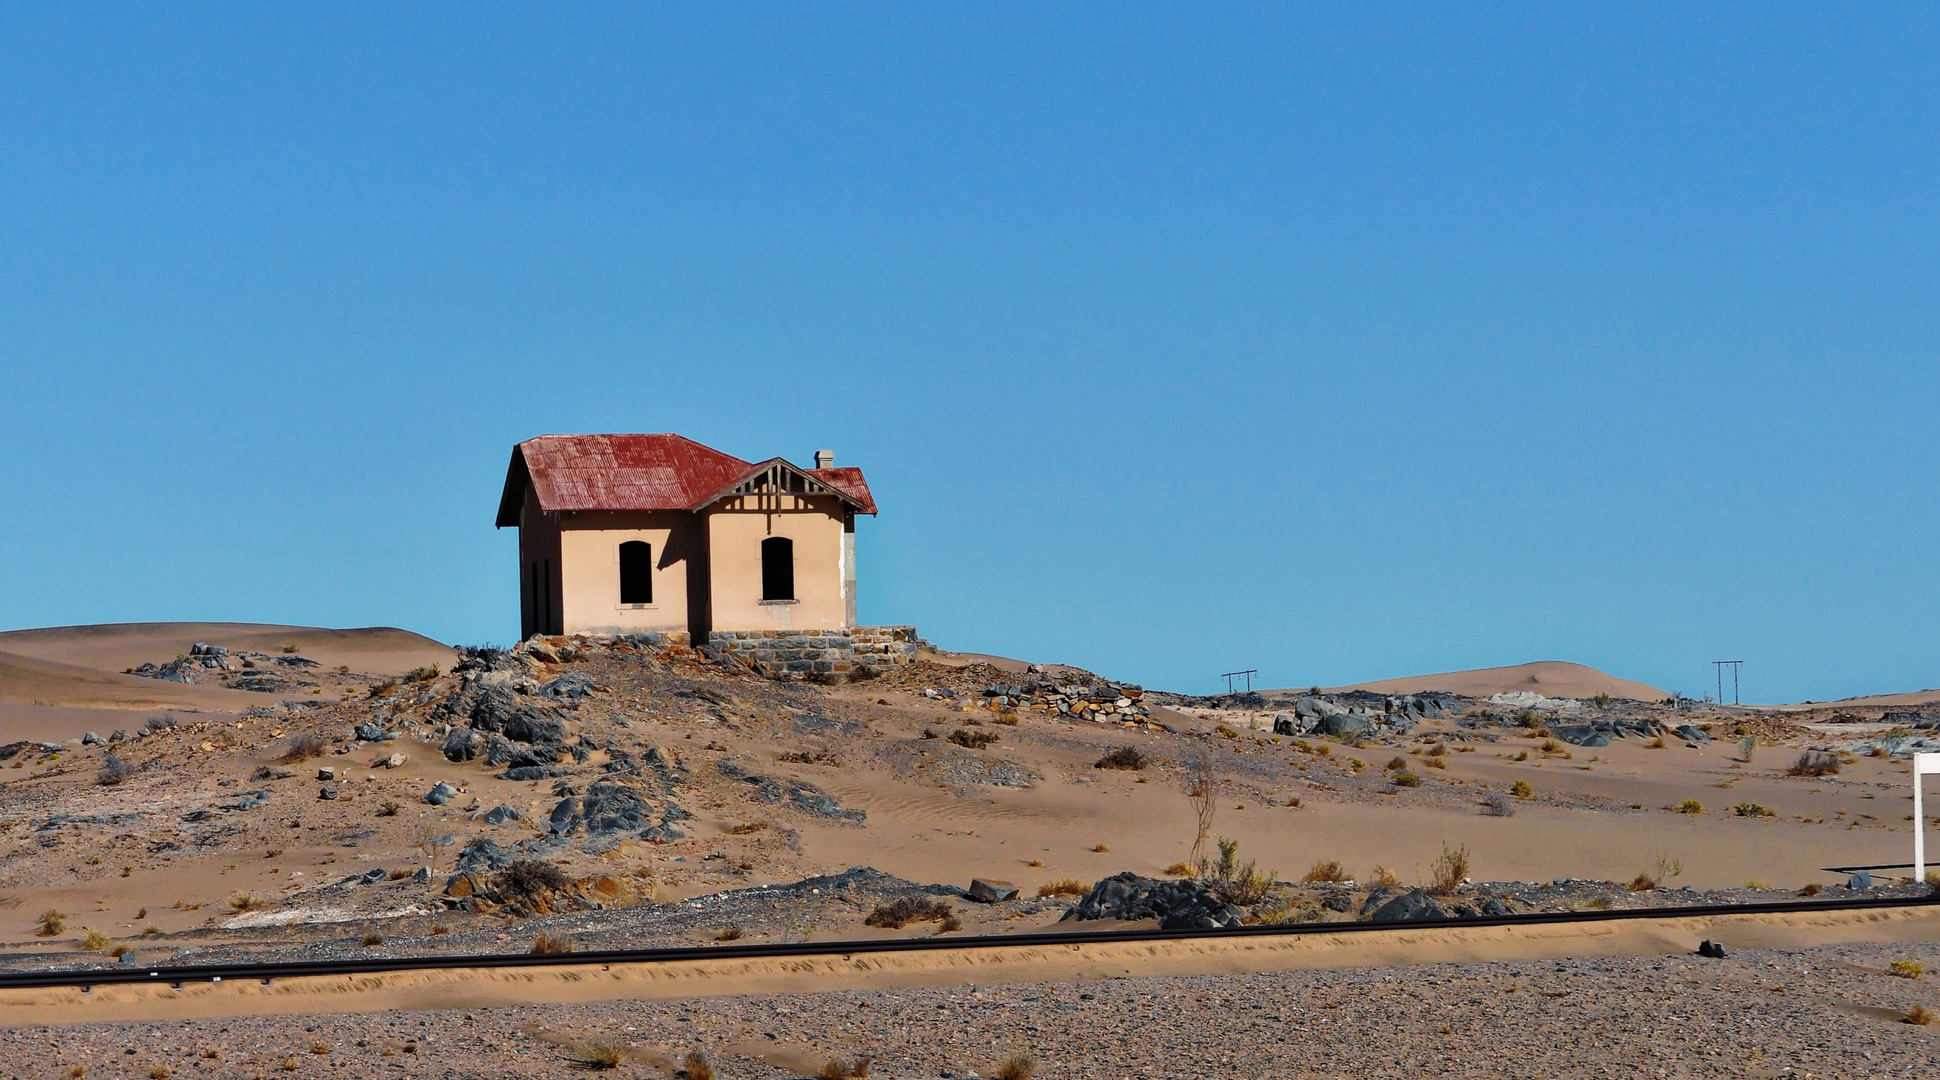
left=761, top=536, right=795, bottom=601
left=619, top=541, right=653, bottom=604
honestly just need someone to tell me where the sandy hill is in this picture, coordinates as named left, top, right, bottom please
left=1315, top=660, right=1668, bottom=701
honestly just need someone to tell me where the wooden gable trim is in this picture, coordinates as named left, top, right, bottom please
left=690, top=458, right=866, bottom=512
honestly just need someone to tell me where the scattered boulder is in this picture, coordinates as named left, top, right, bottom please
left=967, top=878, right=1020, bottom=903
left=424, top=781, right=458, bottom=806
left=480, top=805, right=521, bottom=826
left=1848, top=870, right=1872, bottom=890
left=442, top=729, right=485, bottom=762
left=380, top=752, right=408, bottom=769
left=317, top=767, right=336, bottom=781
left=538, top=672, right=597, bottom=701
left=1061, top=872, right=1244, bottom=930
left=353, top=867, right=388, bottom=885
left=317, top=787, right=338, bottom=800
left=1551, top=725, right=1610, bottom=748
left=1674, top=724, right=1710, bottom=743
left=354, top=722, right=397, bottom=743
left=1697, top=940, right=1726, bottom=959
left=452, top=838, right=514, bottom=875
left=81, top=732, right=105, bottom=747
left=219, top=789, right=271, bottom=812
left=1320, top=713, right=1371, bottom=740
left=548, top=782, right=654, bottom=836
left=1367, top=888, right=1449, bottom=923
left=1476, top=896, right=1511, bottom=917
left=410, top=865, right=431, bottom=884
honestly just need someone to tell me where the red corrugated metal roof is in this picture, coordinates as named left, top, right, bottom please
left=496, top=434, right=875, bottom=526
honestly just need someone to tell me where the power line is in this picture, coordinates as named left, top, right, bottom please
left=1712, top=660, right=1743, bottom=706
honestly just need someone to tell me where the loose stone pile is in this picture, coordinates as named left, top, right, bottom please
left=126, top=641, right=319, bottom=692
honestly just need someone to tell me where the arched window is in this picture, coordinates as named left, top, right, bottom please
left=618, top=541, right=652, bottom=604
left=761, top=536, right=795, bottom=601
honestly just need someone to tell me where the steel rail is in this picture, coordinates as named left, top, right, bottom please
left=7, top=893, right=1935, bottom=992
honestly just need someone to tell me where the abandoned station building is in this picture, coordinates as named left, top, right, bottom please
left=496, top=433, right=917, bottom=677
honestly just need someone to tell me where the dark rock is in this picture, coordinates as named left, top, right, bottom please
left=442, top=729, right=485, bottom=762
left=1697, top=940, right=1726, bottom=958
left=500, top=765, right=569, bottom=781
left=538, top=672, right=597, bottom=701
left=317, top=787, right=338, bottom=800
left=1551, top=725, right=1610, bottom=748
left=1060, top=872, right=1244, bottom=930
left=424, top=782, right=458, bottom=806
left=1367, top=888, right=1449, bottom=923
left=481, top=804, right=521, bottom=826
left=548, top=782, right=654, bottom=836
left=354, top=867, right=388, bottom=885
left=1674, top=724, right=1710, bottom=743
left=967, top=879, right=1020, bottom=903
left=452, top=838, right=514, bottom=875
left=1358, top=886, right=1404, bottom=915
left=410, top=865, right=431, bottom=884
left=1321, top=892, right=1353, bottom=913
left=1477, top=896, right=1511, bottom=917
left=81, top=732, right=105, bottom=746
left=220, top=789, right=271, bottom=812
left=354, top=722, right=396, bottom=743
left=1848, top=870, right=1872, bottom=890
left=1320, top=713, right=1370, bottom=739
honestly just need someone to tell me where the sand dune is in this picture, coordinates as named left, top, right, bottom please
left=1315, top=660, right=1668, bottom=701
left=0, top=622, right=452, bottom=678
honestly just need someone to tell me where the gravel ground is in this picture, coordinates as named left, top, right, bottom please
left=12, top=938, right=1940, bottom=1078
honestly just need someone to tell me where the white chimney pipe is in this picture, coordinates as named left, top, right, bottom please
left=814, top=450, right=834, bottom=469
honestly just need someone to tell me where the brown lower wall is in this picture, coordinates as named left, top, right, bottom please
left=706, top=625, right=923, bottom=680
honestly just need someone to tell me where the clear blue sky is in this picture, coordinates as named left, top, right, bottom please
left=3, top=4, right=1936, bottom=702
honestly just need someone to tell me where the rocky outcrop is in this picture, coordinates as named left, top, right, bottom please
left=1061, top=872, right=1244, bottom=930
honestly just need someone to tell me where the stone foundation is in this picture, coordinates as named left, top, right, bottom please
left=706, top=625, right=924, bottom=680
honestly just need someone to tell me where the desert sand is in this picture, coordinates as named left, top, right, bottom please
left=1319, top=660, right=1670, bottom=702
left=0, top=623, right=1935, bottom=1075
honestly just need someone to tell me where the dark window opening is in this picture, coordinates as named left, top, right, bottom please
left=761, top=536, right=795, bottom=601
left=619, top=541, right=653, bottom=604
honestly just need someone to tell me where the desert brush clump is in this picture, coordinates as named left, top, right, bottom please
left=1788, top=750, right=1841, bottom=777
left=1627, top=873, right=1656, bottom=891
left=1036, top=879, right=1088, bottom=898
left=1674, top=798, right=1704, bottom=815
left=1888, top=959, right=1924, bottom=979
left=96, top=752, right=133, bottom=786
left=35, top=909, right=65, bottom=937
left=565, top=1036, right=629, bottom=1069
left=1904, top=1004, right=1934, bottom=1025
left=1367, top=865, right=1400, bottom=887
left=679, top=1050, right=715, bottom=1080
left=1094, top=745, right=1148, bottom=770
left=81, top=928, right=111, bottom=950
left=864, top=896, right=956, bottom=928
left=1428, top=843, right=1470, bottom=896
left=992, top=1055, right=1036, bottom=1080
left=948, top=728, right=998, bottom=750
left=1732, top=801, right=1775, bottom=818
left=497, top=859, right=570, bottom=906
left=818, top=1056, right=873, bottom=1079
left=1480, top=791, right=1515, bottom=816
left=1208, top=838, right=1279, bottom=904
left=278, top=733, right=328, bottom=763
left=1391, top=771, right=1421, bottom=788
left=226, top=892, right=269, bottom=913
left=530, top=932, right=575, bottom=954
left=1302, top=860, right=1349, bottom=884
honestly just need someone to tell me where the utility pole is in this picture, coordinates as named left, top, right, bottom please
left=1711, top=660, right=1743, bottom=706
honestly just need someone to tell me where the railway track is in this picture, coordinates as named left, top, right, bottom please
left=5, top=893, right=1933, bottom=993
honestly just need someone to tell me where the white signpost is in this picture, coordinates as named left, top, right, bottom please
left=1916, top=752, right=1940, bottom=884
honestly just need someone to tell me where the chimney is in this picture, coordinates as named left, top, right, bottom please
left=814, top=449, right=834, bottom=470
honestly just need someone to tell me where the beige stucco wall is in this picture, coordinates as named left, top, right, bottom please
left=555, top=511, right=704, bottom=637
left=704, top=494, right=849, bottom=632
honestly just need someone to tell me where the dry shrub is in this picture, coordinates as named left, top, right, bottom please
left=97, top=752, right=133, bottom=786
left=1036, top=879, right=1088, bottom=898
left=1163, top=862, right=1193, bottom=877
left=818, top=1058, right=873, bottom=1079
left=567, top=1037, right=629, bottom=1069
left=1675, top=798, right=1704, bottom=815
left=1800, top=883, right=1822, bottom=897
left=280, top=1058, right=301, bottom=1071
left=407, top=664, right=441, bottom=682
left=107, top=942, right=132, bottom=958
left=937, top=915, right=962, bottom=934
left=1368, top=866, right=1400, bottom=887
left=430, top=924, right=450, bottom=935
left=1421, top=757, right=1448, bottom=770
left=377, top=801, right=402, bottom=817
left=864, top=896, right=955, bottom=928
left=1385, top=756, right=1407, bottom=771
left=278, top=733, right=328, bottom=763
left=227, top=892, right=267, bottom=913
left=1905, top=1004, right=1934, bottom=1025
left=1480, top=791, right=1514, bottom=816
left=948, top=729, right=998, bottom=750
left=1428, top=843, right=1470, bottom=896
left=993, top=1054, right=1036, bottom=1080
left=149, top=1067, right=170, bottom=1080
left=498, top=859, right=570, bottom=905
left=1094, top=746, right=1147, bottom=771
left=1090, top=842, right=1110, bottom=853
left=1888, top=959, right=1924, bottom=980
left=1627, top=874, right=1656, bottom=892
left=991, top=711, right=1020, bottom=726
left=729, top=821, right=770, bottom=835
left=530, top=932, right=574, bottom=954
left=1391, top=771, right=1421, bottom=788
left=1302, top=860, right=1348, bottom=884
left=368, top=678, right=399, bottom=699
left=1788, top=750, right=1841, bottom=777
left=309, top=1042, right=330, bottom=1055
left=81, top=928, right=110, bottom=950
left=361, top=932, right=383, bottom=947
left=1732, top=801, right=1775, bottom=818
left=681, top=1050, right=715, bottom=1080
left=717, top=925, right=743, bottom=941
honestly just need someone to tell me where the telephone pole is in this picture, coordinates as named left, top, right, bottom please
left=1712, top=660, right=1743, bottom=706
